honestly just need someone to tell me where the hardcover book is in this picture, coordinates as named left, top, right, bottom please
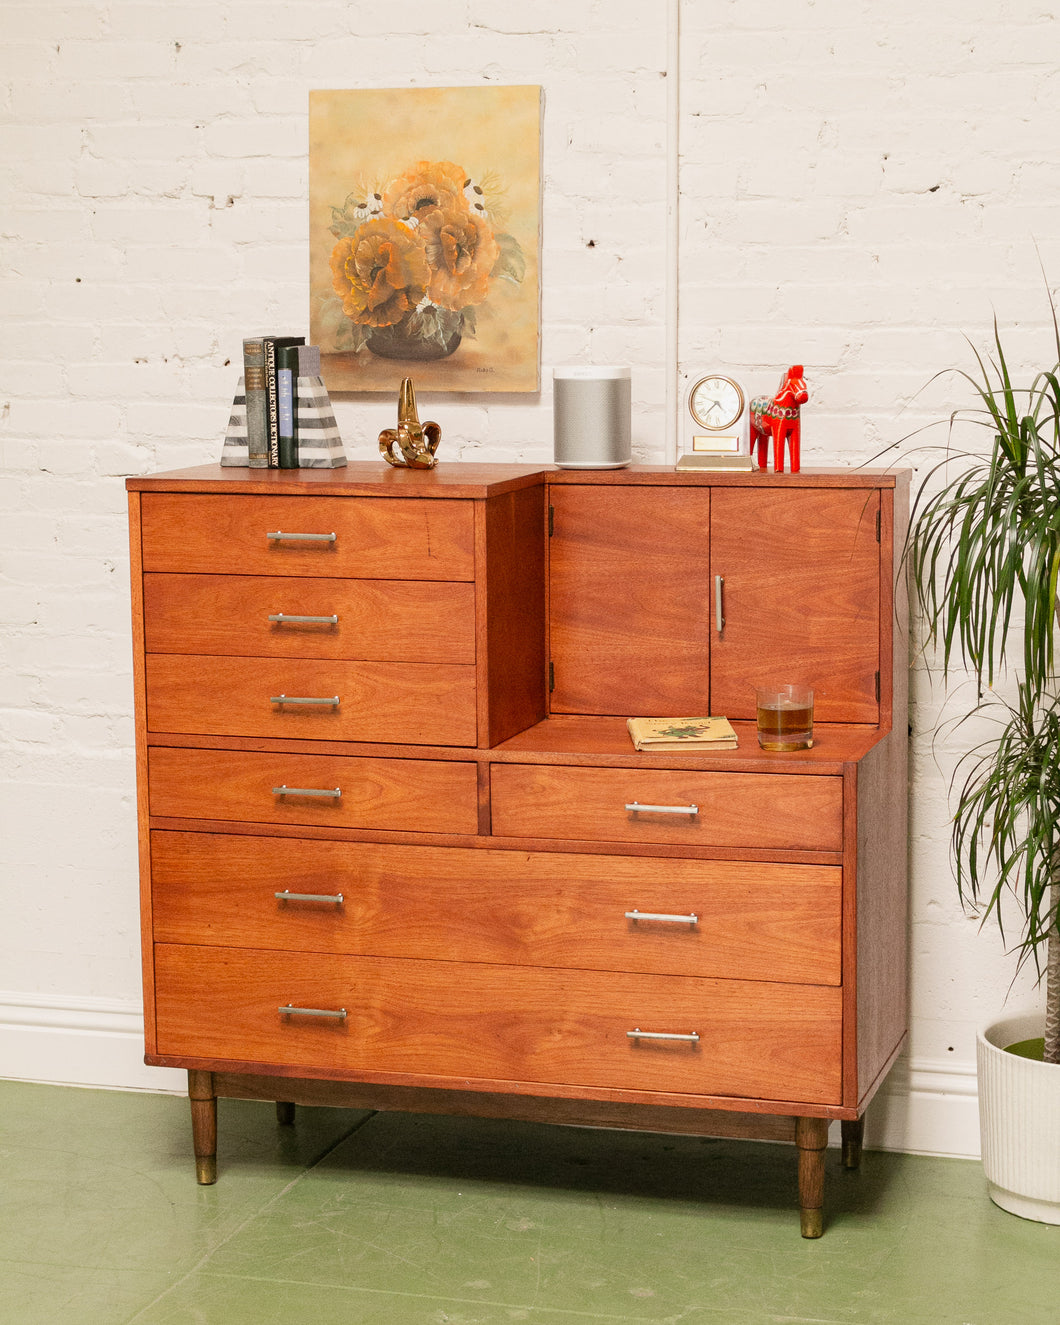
left=241, top=338, right=268, bottom=467
left=626, top=716, right=738, bottom=751
left=263, top=335, right=305, bottom=466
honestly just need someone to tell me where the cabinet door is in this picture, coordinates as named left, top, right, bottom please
left=710, top=488, right=881, bottom=722
left=548, top=486, right=711, bottom=715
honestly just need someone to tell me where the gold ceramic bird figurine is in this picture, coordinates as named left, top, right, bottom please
left=378, top=377, right=442, bottom=469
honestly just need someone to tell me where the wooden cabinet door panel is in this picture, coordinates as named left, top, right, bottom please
left=710, top=488, right=881, bottom=722
left=143, top=574, right=476, bottom=664
left=151, top=832, right=842, bottom=985
left=140, top=494, right=475, bottom=580
left=145, top=654, right=478, bottom=746
left=147, top=748, right=479, bottom=834
left=548, top=486, right=711, bottom=715
left=491, top=764, right=843, bottom=851
left=154, top=945, right=843, bottom=1105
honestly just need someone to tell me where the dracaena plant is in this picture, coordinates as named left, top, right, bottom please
left=907, top=300, right=1060, bottom=1063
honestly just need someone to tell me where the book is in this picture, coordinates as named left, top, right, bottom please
left=276, top=342, right=300, bottom=468
left=241, top=338, right=268, bottom=467
left=263, top=335, right=305, bottom=466
left=627, top=716, right=738, bottom=751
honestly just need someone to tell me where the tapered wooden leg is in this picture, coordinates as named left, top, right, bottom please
left=276, top=1101, right=296, bottom=1125
left=795, top=1116, right=829, bottom=1238
left=841, top=1116, right=865, bottom=1170
left=188, top=1070, right=217, bottom=1185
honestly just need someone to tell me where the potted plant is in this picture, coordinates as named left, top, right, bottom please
left=907, top=303, right=1060, bottom=1222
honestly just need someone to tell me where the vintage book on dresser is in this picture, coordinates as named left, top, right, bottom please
left=126, top=461, right=910, bottom=1237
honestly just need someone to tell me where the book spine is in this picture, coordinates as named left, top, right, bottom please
left=276, top=343, right=299, bottom=469
left=264, top=336, right=280, bottom=467
left=242, top=338, right=268, bottom=468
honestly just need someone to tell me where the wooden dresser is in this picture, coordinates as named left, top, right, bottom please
left=126, top=462, right=909, bottom=1237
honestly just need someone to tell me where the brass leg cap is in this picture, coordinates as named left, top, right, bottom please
left=800, top=1208, right=824, bottom=1239
left=195, top=1156, right=217, bottom=1185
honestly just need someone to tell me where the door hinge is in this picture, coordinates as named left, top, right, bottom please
left=549, top=660, right=555, bottom=692
left=548, top=505, right=554, bottom=537
left=875, top=670, right=881, bottom=703
left=876, top=508, right=881, bottom=542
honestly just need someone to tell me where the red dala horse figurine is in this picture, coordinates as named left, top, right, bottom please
left=750, top=366, right=808, bottom=472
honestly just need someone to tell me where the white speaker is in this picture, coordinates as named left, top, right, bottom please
left=553, top=366, right=631, bottom=469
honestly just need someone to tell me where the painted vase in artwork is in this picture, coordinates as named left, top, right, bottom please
left=365, top=307, right=463, bottom=362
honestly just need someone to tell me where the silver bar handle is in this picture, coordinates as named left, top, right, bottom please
left=272, top=785, right=342, bottom=798
left=270, top=694, right=340, bottom=706
left=279, top=1004, right=347, bottom=1019
left=266, top=531, right=337, bottom=542
left=275, top=890, right=344, bottom=904
left=268, top=613, right=339, bottom=625
left=627, top=1027, right=700, bottom=1043
left=625, top=802, right=699, bottom=816
left=625, top=909, right=699, bottom=925
left=715, top=574, right=725, bottom=633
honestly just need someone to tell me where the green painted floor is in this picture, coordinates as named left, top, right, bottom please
left=1, top=1080, right=1056, bottom=1324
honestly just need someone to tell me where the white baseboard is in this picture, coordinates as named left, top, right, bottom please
left=862, top=1054, right=981, bottom=1159
left=0, top=996, right=983, bottom=1158
left=0, top=992, right=185, bottom=1094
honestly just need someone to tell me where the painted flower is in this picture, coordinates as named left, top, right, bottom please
left=383, top=160, right=469, bottom=223
left=329, top=218, right=430, bottom=328
left=419, top=206, right=500, bottom=310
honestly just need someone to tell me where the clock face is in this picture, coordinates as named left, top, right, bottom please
left=688, top=375, right=745, bottom=431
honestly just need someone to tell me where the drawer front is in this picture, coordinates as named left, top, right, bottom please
left=148, top=748, right=479, bottom=835
left=151, top=832, right=842, bottom=984
left=143, top=574, right=476, bottom=664
left=145, top=654, right=478, bottom=746
left=140, top=494, right=475, bottom=580
left=491, top=765, right=843, bottom=851
left=154, top=944, right=843, bottom=1105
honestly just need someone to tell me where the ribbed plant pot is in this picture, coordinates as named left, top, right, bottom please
left=977, top=1012, right=1060, bottom=1224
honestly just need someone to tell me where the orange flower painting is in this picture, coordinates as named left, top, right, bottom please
left=309, top=87, right=542, bottom=393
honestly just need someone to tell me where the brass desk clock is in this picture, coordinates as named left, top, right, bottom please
left=677, top=373, right=755, bottom=471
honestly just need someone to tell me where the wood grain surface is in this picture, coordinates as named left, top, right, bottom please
left=150, top=831, right=842, bottom=984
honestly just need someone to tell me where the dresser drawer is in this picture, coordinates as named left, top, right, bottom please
left=143, top=574, right=476, bottom=663
left=148, top=748, right=478, bottom=834
left=151, top=832, right=842, bottom=985
left=145, top=654, right=478, bottom=746
left=140, top=494, right=475, bottom=580
left=154, top=944, right=843, bottom=1105
left=491, top=765, right=843, bottom=851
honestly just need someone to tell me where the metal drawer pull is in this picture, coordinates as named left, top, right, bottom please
left=624, top=802, right=699, bottom=816
left=272, top=785, right=341, bottom=798
left=279, top=1004, right=347, bottom=1019
left=270, top=694, right=340, bottom=706
left=627, top=1028, right=700, bottom=1043
left=275, top=890, right=344, bottom=904
left=625, top=909, right=699, bottom=925
left=266, top=530, right=337, bottom=542
left=268, top=613, right=339, bottom=625
left=715, top=574, right=725, bottom=633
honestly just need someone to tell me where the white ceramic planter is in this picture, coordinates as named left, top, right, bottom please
left=977, top=1012, right=1060, bottom=1224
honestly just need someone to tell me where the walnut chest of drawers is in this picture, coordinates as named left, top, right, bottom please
left=127, top=462, right=909, bottom=1237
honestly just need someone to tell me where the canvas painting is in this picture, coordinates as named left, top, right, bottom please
left=309, top=85, right=542, bottom=394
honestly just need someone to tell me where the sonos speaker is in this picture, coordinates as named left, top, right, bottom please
left=553, top=366, right=631, bottom=469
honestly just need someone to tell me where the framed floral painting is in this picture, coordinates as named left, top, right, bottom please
left=309, top=85, right=542, bottom=393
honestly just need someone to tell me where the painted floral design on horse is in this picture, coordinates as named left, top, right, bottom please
left=750, top=366, right=809, bottom=473
left=326, top=160, right=526, bottom=362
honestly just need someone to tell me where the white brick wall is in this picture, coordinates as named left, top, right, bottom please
left=1, top=0, right=1056, bottom=1148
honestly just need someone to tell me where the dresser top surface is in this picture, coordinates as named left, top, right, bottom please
left=127, top=462, right=908, bottom=498
left=126, top=462, right=549, bottom=499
